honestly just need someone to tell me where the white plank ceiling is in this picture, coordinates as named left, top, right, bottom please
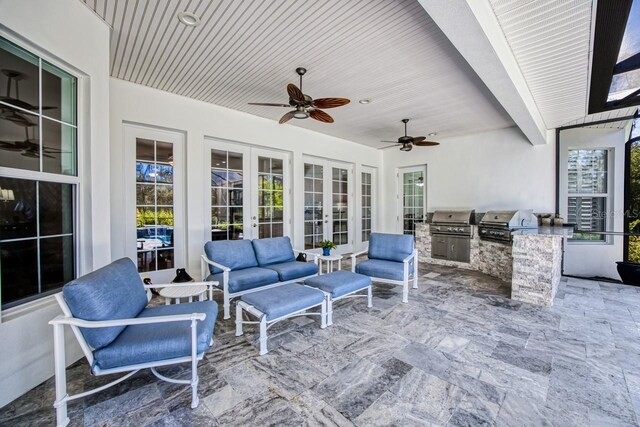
left=489, top=0, right=594, bottom=129
left=80, top=0, right=514, bottom=147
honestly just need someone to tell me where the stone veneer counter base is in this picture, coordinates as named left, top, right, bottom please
left=415, top=223, right=565, bottom=307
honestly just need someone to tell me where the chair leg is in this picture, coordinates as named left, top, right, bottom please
left=190, top=319, right=200, bottom=409
left=259, top=315, right=268, bottom=355
left=322, top=298, right=328, bottom=328
left=367, top=285, right=373, bottom=308
left=53, top=324, right=70, bottom=427
left=402, top=279, right=409, bottom=303
left=223, top=293, right=231, bottom=320
left=235, top=302, right=244, bottom=337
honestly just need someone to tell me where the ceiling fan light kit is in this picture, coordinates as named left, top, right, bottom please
left=249, top=67, right=350, bottom=124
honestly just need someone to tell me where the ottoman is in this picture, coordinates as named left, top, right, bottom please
left=305, top=270, right=372, bottom=326
left=235, top=283, right=326, bottom=355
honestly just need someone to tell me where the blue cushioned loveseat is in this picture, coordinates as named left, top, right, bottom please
left=201, top=236, right=319, bottom=319
left=351, top=232, right=418, bottom=303
left=50, top=258, right=218, bottom=427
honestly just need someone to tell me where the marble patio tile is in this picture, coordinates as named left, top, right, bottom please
left=624, top=370, right=640, bottom=424
left=495, top=391, right=589, bottom=427
left=490, top=341, right=553, bottom=376
left=524, top=330, right=586, bottom=363
left=150, top=405, right=219, bottom=426
left=353, top=391, right=427, bottom=427
left=435, top=334, right=470, bottom=355
left=297, top=341, right=360, bottom=375
left=395, top=342, right=480, bottom=380
left=289, top=390, right=355, bottom=427
left=83, top=383, right=168, bottom=427
left=158, top=364, right=227, bottom=412
left=204, top=338, right=257, bottom=372
left=345, top=331, right=411, bottom=364
left=251, top=351, right=328, bottom=400
left=201, top=384, right=247, bottom=418
left=219, top=359, right=271, bottom=398
left=388, top=368, right=465, bottom=425
left=313, top=357, right=411, bottom=421
left=215, top=391, right=305, bottom=426
left=451, top=391, right=501, bottom=425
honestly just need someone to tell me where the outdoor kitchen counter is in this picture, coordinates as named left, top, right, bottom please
left=416, top=223, right=567, bottom=307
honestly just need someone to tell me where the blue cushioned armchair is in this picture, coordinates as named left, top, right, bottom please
left=201, top=237, right=319, bottom=319
left=49, top=258, right=218, bottom=427
left=351, top=232, right=418, bottom=303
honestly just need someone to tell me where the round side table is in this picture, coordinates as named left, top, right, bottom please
left=159, top=284, right=208, bottom=305
left=318, top=254, right=343, bottom=274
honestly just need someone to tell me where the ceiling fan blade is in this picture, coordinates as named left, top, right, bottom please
left=309, top=109, right=334, bottom=123
left=414, top=141, right=440, bottom=146
left=312, top=98, right=350, bottom=109
left=380, top=140, right=399, bottom=143
left=378, top=144, right=398, bottom=150
left=287, top=83, right=305, bottom=102
left=248, top=102, right=291, bottom=107
left=411, top=136, right=426, bottom=144
left=279, top=111, right=296, bottom=124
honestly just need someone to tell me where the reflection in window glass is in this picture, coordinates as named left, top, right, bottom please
left=211, top=149, right=244, bottom=241
left=304, top=163, right=324, bottom=249
left=257, top=156, right=284, bottom=239
left=136, top=138, right=174, bottom=272
left=362, top=172, right=372, bottom=242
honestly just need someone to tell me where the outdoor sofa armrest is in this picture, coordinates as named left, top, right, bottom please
left=49, top=312, right=207, bottom=328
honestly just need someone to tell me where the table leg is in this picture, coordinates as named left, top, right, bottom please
left=165, top=297, right=170, bottom=305
left=189, top=296, right=193, bottom=303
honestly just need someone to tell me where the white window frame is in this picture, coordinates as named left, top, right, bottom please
left=396, top=165, right=427, bottom=234
left=124, top=124, right=186, bottom=283
left=0, top=32, right=82, bottom=316
left=560, top=147, right=614, bottom=245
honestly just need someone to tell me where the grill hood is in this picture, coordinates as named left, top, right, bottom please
left=479, top=210, right=538, bottom=229
left=432, top=209, right=475, bottom=225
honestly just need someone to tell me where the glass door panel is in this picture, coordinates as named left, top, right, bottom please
left=256, top=156, right=285, bottom=238
left=332, top=167, right=349, bottom=246
left=304, top=163, right=324, bottom=249
left=211, top=149, right=245, bottom=241
left=398, top=166, right=426, bottom=235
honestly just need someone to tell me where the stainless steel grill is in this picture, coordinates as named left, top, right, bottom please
left=478, top=210, right=538, bottom=243
left=430, top=210, right=474, bottom=263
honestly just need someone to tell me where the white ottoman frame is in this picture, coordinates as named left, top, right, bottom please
left=322, top=283, right=373, bottom=326
left=235, top=292, right=327, bottom=355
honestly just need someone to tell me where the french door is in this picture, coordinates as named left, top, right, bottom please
left=303, top=158, right=353, bottom=253
left=397, top=165, right=427, bottom=235
left=206, top=140, right=290, bottom=241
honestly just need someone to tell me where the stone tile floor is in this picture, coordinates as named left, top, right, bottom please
left=2, top=263, right=640, bottom=426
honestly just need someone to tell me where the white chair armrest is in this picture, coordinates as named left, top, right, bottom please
left=294, top=249, right=319, bottom=263
left=351, top=249, right=368, bottom=259
left=49, top=312, right=207, bottom=328
left=144, top=281, right=219, bottom=289
left=200, top=255, right=231, bottom=272
left=402, top=251, right=416, bottom=263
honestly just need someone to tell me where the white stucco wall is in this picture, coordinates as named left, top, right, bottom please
left=0, top=0, right=111, bottom=408
left=380, top=126, right=557, bottom=232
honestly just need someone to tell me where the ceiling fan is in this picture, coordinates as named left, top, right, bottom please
left=1, top=69, right=56, bottom=113
left=380, top=119, right=440, bottom=152
left=248, top=67, right=350, bottom=124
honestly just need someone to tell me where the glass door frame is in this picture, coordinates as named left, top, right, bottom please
left=124, top=123, right=186, bottom=283
left=358, top=165, right=377, bottom=251
left=204, top=139, right=291, bottom=242
left=302, top=156, right=354, bottom=254
left=396, top=165, right=427, bottom=234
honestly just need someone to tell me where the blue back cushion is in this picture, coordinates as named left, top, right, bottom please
left=204, top=240, right=259, bottom=273
left=62, top=258, right=148, bottom=350
left=251, top=237, right=296, bottom=266
left=368, top=233, right=414, bottom=262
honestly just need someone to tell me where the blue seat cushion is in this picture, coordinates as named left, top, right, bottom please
left=204, top=240, right=259, bottom=274
left=240, top=284, right=324, bottom=321
left=356, top=259, right=408, bottom=281
left=263, top=261, right=318, bottom=281
left=251, top=237, right=296, bottom=266
left=368, top=233, right=414, bottom=262
left=305, top=270, right=372, bottom=298
left=93, top=301, right=218, bottom=370
left=207, top=267, right=279, bottom=293
left=63, top=258, right=148, bottom=350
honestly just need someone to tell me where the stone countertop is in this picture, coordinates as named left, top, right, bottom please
left=514, top=226, right=573, bottom=238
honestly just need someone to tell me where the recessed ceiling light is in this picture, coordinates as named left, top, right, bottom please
left=428, top=132, right=437, bottom=137
left=177, top=11, right=201, bottom=27
left=358, top=99, right=372, bottom=104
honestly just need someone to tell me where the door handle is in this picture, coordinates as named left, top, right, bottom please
left=252, top=224, right=257, bottom=227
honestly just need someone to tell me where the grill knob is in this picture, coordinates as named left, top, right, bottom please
left=447, top=227, right=452, bottom=232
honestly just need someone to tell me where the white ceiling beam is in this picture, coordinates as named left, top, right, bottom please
left=417, top=0, right=548, bottom=145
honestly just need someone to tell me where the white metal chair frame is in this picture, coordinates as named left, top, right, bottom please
left=200, top=249, right=319, bottom=320
left=234, top=291, right=327, bottom=355
left=350, top=249, right=418, bottom=303
left=49, top=281, right=217, bottom=427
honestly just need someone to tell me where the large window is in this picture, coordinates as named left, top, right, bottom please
left=0, top=37, right=77, bottom=308
left=567, top=149, right=610, bottom=241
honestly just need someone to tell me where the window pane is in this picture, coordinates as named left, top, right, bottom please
left=212, top=188, right=227, bottom=206
left=42, top=119, right=77, bottom=176
left=228, top=151, right=242, bottom=170
left=137, top=207, right=156, bottom=227
left=272, top=158, right=283, bottom=174
left=568, top=197, right=606, bottom=241
left=136, top=138, right=154, bottom=161
left=155, top=164, right=173, bottom=184
left=258, top=157, right=270, bottom=173
left=211, top=169, right=228, bottom=187
left=137, top=184, right=154, bottom=205
left=156, top=184, right=173, bottom=206
left=42, top=60, right=77, bottom=125
left=39, top=182, right=73, bottom=236
left=40, top=236, right=74, bottom=291
left=211, top=149, right=226, bottom=167
left=156, top=141, right=173, bottom=164
left=0, top=106, right=39, bottom=171
left=568, top=149, right=607, bottom=194
left=0, top=38, right=39, bottom=111
left=0, top=239, right=38, bottom=305
left=0, top=177, right=37, bottom=240
left=137, top=162, right=155, bottom=183
left=157, top=249, right=174, bottom=270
